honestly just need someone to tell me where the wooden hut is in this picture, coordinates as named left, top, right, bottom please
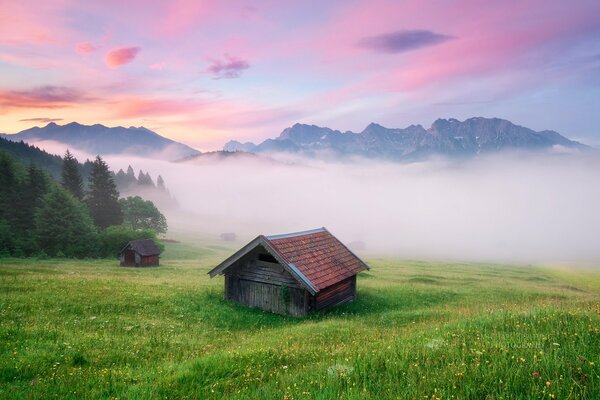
left=208, top=227, right=369, bottom=316
left=119, top=239, right=161, bottom=267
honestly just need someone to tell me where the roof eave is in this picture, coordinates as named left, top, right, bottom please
left=261, top=239, right=318, bottom=295
left=322, top=227, right=371, bottom=271
left=207, top=235, right=319, bottom=295
left=207, top=235, right=263, bottom=278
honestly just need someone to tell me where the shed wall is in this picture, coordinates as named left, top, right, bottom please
left=221, top=245, right=358, bottom=316
left=120, top=248, right=159, bottom=267
left=141, top=255, right=159, bottom=266
left=224, top=246, right=309, bottom=316
left=314, top=275, right=356, bottom=310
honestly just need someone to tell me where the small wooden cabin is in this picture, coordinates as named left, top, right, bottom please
left=119, top=239, right=161, bottom=267
left=208, top=228, right=370, bottom=316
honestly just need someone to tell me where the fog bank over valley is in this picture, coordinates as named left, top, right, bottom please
left=98, top=151, right=600, bottom=265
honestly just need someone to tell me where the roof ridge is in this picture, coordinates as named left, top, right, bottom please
left=265, top=227, right=326, bottom=240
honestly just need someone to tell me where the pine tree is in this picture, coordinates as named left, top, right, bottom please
left=0, top=153, right=19, bottom=255
left=114, top=169, right=127, bottom=188
left=126, top=165, right=136, bottom=183
left=145, top=172, right=155, bottom=187
left=61, top=149, right=83, bottom=200
left=15, top=164, right=48, bottom=231
left=87, top=155, right=123, bottom=229
left=115, top=165, right=137, bottom=190
left=137, top=170, right=155, bottom=186
left=157, top=175, right=166, bottom=191
left=35, top=185, right=98, bottom=257
left=17, top=164, right=49, bottom=253
left=0, top=153, right=18, bottom=225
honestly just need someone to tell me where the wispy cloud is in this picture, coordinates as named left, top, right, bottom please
left=357, top=29, right=454, bottom=53
left=0, top=86, right=89, bottom=110
left=206, top=55, right=250, bottom=79
left=105, top=47, right=141, bottom=68
left=19, top=117, right=64, bottom=123
left=75, top=41, right=98, bottom=54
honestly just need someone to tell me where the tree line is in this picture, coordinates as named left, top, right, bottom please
left=0, top=149, right=167, bottom=258
left=0, top=136, right=171, bottom=196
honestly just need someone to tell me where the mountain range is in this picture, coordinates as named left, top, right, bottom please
left=0, top=122, right=199, bottom=161
left=224, top=117, right=588, bottom=160
left=1, top=117, right=590, bottom=163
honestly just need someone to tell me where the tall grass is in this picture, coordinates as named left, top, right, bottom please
left=0, top=253, right=598, bottom=399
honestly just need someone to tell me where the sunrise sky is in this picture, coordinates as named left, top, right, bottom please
left=1, top=0, right=599, bottom=150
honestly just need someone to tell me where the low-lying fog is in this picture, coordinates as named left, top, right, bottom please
left=28, top=140, right=600, bottom=264
left=103, top=151, right=599, bottom=265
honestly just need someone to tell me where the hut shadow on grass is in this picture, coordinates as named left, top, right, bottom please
left=180, top=285, right=460, bottom=331
left=317, top=287, right=459, bottom=322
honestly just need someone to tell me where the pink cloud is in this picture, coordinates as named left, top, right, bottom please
left=105, top=47, right=141, bottom=68
left=112, top=97, right=208, bottom=118
left=149, top=63, right=165, bottom=70
left=206, top=55, right=250, bottom=79
left=19, top=117, right=64, bottom=123
left=0, top=86, right=90, bottom=110
left=304, top=0, right=600, bottom=94
left=76, top=42, right=97, bottom=54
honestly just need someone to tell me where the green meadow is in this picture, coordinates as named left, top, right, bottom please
left=1, top=242, right=599, bottom=399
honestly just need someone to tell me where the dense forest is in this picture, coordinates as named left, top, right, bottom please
left=0, top=137, right=174, bottom=205
left=0, top=142, right=168, bottom=258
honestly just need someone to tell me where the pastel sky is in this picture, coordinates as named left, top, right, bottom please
left=1, top=0, right=599, bottom=150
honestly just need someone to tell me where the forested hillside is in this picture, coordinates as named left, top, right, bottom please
left=0, top=143, right=169, bottom=258
left=0, top=136, right=174, bottom=206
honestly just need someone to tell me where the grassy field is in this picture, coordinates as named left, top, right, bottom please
left=1, top=243, right=599, bottom=399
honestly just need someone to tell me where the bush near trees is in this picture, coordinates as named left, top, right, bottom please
left=99, top=225, right=163, bottom=257
left=119, top=196, right=168, bottom=235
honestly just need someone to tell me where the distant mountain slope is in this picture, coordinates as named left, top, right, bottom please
left=0, top=135, right=75, bottom=179
left=177, top=150, right=260, bottom=162
left=1, top=122, right=200, bottom=161
left=224, top=117, right=588, bottom=160
left=177, top=150, right=284, bottom=166
left=0, top=136, right=176, bottom=208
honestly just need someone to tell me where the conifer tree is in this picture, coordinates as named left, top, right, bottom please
left=126, top=165, right=136, bottom=181
left=137, top=170, right=155, bottom=186
left=35, top=185, right=98, bottom=257
left=16, top=164, right=48, bottom=231
left=145, top=172, right=155, bottom=187
left=157, top=175, right=166, bottom=191
left=115, top=165, right=137, bottom=189
left=114, top=169, right=127, bottom=189
left=0, top=153, right=19, bottom=254
left=18, top=164, right=49, bottom=252
left=0, top=153, right=18, bottom=225
left=61, top=149, right=83, bottom=200
left=86, top=155, right=123, bottom=229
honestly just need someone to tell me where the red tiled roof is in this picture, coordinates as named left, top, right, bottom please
left=265, top=228, right=369, bottom=291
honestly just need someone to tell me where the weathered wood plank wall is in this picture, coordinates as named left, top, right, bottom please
left=314, top=276, right=356, bottom=310
left=222, top=244, right=358, bottom=316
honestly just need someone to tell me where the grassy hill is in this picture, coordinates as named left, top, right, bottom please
left=0, top=245, right=599, bottom=399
